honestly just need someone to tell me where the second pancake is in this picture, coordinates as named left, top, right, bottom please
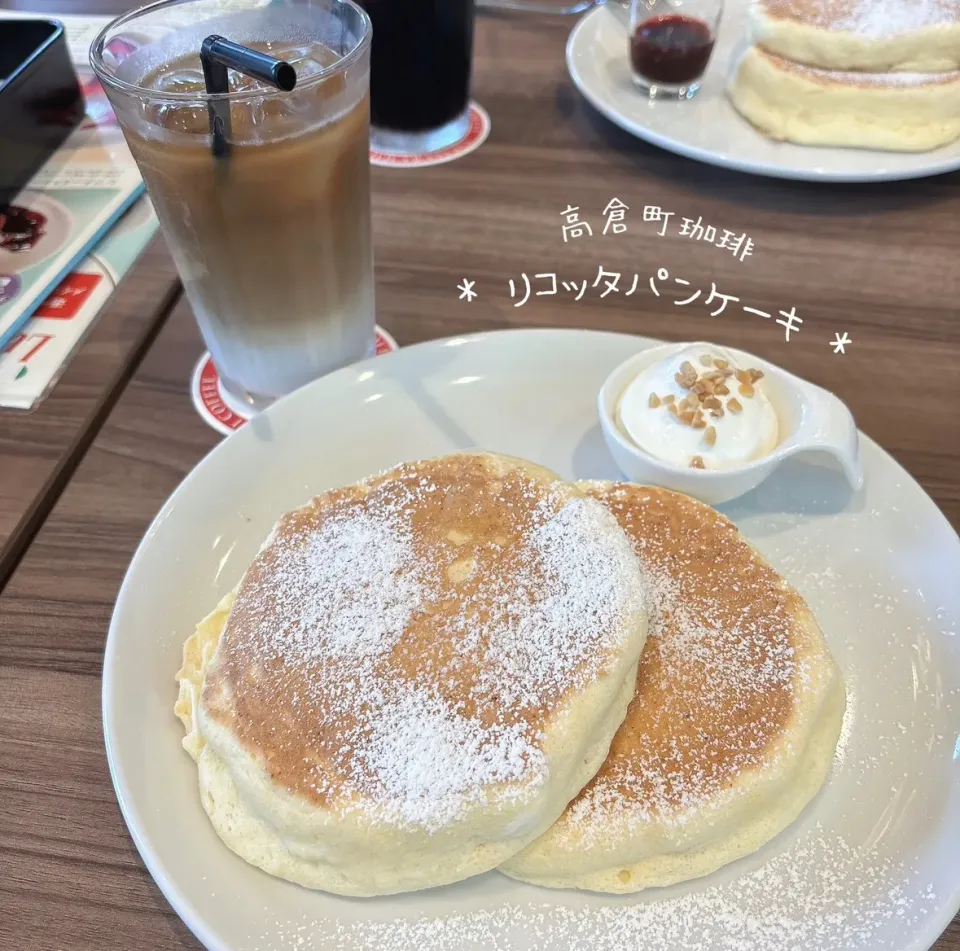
left=501, top=482, right=846, bottom=893
left=729, top=47, right=960, bottom=152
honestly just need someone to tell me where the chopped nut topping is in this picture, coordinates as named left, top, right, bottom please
left=660, top=357, right=762, bottom=437
left=690, top=455, right=705, bottom=469
left=676, top=361, right=698, bottom=389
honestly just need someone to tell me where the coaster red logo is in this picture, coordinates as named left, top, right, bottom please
left=192, top=327, right=398, bottom=436
left=370, top=104, right=490, bottom=169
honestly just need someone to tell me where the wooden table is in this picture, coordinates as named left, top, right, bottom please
left=1, top=7, right=958, bottom=951
left=0, top=0, right=184, bottom=584
left=0, top=237, right=180, bottom=585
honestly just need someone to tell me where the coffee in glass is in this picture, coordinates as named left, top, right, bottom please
left=358, top=0, right=476, bottom=155
left=91, top=0, right=374, bottom=406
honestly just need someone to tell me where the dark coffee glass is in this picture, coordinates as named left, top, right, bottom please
left=359, top=0, right=476, bottom=154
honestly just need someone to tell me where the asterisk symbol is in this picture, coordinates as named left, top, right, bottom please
left=830, top=332, right=852, bottom=354
left=457, top=279, right=477, bottom=302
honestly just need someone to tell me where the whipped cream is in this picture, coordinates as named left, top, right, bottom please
left=617, top=344, right=779, bottom=470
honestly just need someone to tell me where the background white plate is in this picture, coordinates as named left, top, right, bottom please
left=104, top=330, right=960, bottom=951
left=566, top=3, right=960, bottom=183
left=0, top=191, right=73, bottom=274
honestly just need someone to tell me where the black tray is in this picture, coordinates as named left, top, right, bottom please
left=1, top=18, right=84, bottom=209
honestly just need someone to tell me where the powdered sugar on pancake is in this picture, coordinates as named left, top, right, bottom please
left=249, top=510, right=428, bottom=661
left=448, top=496, right=645, bottom=708
left=202, top=457, right=646, bottom=833
left=768, top=0, right=959, bottom=37
left=352, top=685, right=547, bottom=831
left=563, top=484, right=806, bottom=840
left=567, top=564, right=797, bottom=834
left=779, top=55, right=960, bottom=85
left=834, top=0, right=958, bottom=36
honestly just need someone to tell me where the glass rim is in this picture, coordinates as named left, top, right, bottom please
left=89, top=0, right=372, bottom=103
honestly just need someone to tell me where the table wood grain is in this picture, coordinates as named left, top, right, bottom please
left=1, top=0, right=184, bottom=585
left=1, top=7, right=958, bottom=951
left=0, top=236, right=181, bottom=586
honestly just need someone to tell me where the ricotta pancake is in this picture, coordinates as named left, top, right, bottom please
left=501, top=483, right=845, bottom=893
left=729, top=47, right=960, bottom=151
left=751, top=0, right=960, bottom=72
left=175, top=453, right=648, bottom=896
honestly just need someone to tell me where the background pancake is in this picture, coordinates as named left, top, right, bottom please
left=750, top=0, right=960, bottom=72
left=501, top=482, right=846, bottom=893
left=729, top=47, right=960, bottom=151
left=175, top=452, right=648, bottom=896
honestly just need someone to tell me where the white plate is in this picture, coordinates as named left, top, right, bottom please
left=104, top=329, right=960, bottom=951
left=0, top=191, right=74, bottom=273
left=566, top=3, right=960, bottom=183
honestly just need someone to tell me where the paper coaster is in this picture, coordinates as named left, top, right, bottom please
left=370, top=103, right=490, bottom=168
left=192, top=326, right=398, bottom=436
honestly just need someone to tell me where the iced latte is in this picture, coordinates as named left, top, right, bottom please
left=92, top=0, right=374, bottom=404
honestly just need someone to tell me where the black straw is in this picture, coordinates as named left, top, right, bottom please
left=200, top=35, right=298, bottom=158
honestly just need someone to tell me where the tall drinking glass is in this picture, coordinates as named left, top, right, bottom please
left=91, top=0, right=374, bottom=407
left=358, top=0, right=476, bottom=155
